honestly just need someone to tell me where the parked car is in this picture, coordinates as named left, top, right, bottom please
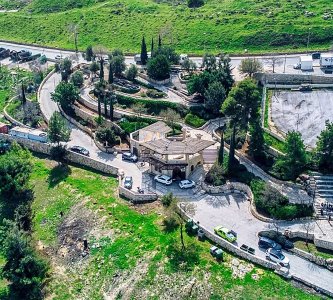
left=179, top=179, right=195, bottom=189
left=122, top=152, right=138, bottom=162
left=69, top=145, right=90, bottom=156
left=293, top=63, right=301, bottom=69
left=258, top=230, right=294, bottom=250
left=258, top=237, right=282, bottom=251
left=154, top=174, right=173, bottom=185
left=265, top=248, right=290, bottom=267
left=55, top=54, right=62, bottom=60
left=124, top=176, right=133, bottom=189
left=312, top=52, right=321, bottom=60
left=210, top=246, right=223, bottom=260
left=214, top=226, right=237, bottom=242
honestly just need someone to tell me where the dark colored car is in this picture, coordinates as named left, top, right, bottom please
left=312, top=52, right=321, bottom=60
left=258, top=236, right=282, bottom=251
left=258, top=230, right=294, bottom=250
left=69, top=145, right=90, bottom=156
left=122, top=152, right=138, bottom=162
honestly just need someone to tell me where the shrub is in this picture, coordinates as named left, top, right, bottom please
left=184, top=113, right=206, bottom=128
left=95, top=126, right=118, bottom=147
left=146, top=89, right=165, bottom=98
left=125, top=64, right=138, bottom=81
left=116, top=95, right=188, bottom=117
left=162, top=215, right=179, bottom=232
left=205, top=163, right=226, bottom=186
left=70, top=70, right=84, bottom=87
left=161, top=192, right=174, bottom=207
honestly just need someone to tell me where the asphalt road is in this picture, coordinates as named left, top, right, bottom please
left=0, top=41, right=329, bottom=77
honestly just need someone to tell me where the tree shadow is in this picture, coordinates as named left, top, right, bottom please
left=48, top=164, right=72, bottom=188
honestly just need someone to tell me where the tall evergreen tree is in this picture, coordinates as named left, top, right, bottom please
left=108, top=63, right=114, bottom=84
left=109, top=92, right=115, bottom=121
left=158, top=34, right=162, bottom=48
left=85, top=45, right=94, bottom=61
left=151, top=37, right=154, bottom=57
left=218, top=124, right=226, bottom=166
left=21, top=82, right=26, bottom=104
left=99, top=59, right=104, bottom=82
left=316, top=121, right=333, bottom=172
left=140, top=36, right=148, bottom=65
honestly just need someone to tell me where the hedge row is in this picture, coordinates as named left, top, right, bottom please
left=116, top=94, right=188, bottom=117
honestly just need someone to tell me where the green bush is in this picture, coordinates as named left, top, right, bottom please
left=184, top=113, right=206, bottom=128
left=146, top=89, right=165, bottom=99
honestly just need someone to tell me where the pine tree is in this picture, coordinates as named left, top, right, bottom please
left=140, top=36, right=148, bottom=65
left=97, top=94, right=101, bottom=118
left=109, top=92, right=115, bottom=121
left=158, top=34, right=162, bottom=48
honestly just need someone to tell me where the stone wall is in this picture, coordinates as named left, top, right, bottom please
left=0, top=133, right=118, bottom=176
left=255, top=72, right=333, bottom=85
left=314, top=237, right=333, bottom=251
left=3, top=96, right=30, bottom=128
left=119, top=186, right=158, bottom=203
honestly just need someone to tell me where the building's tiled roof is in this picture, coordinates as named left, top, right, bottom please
left=141, top=137, right=215, bottom=155
left=140, top=121, right=172, bottom=134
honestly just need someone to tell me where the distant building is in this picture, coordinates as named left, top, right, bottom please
left=130, top=121, right=215, bottom=179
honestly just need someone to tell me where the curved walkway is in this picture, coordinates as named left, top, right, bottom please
left=38, top=71, right=145, bottom=189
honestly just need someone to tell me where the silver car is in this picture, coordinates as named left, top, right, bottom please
left=266, top=248, right=290, bottom=267
left=179, top=179, right=195, bottom=189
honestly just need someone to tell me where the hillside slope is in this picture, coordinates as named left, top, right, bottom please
left=0, top=0, right=332, bottom=54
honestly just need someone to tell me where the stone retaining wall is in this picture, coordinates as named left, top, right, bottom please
left=0, top=133, right=118, bottom=175
left=119, top=186, right=158, bottom=203
left=3, top=96, right=30, bottom=128
left=255, top=73, right=333, bottom=85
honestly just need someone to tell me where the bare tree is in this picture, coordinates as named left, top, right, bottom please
left=132, top=102, right=147, bottom=116
left=171, top=199, right=196, bottom=251
left=92, top=45, right=109, bottom=61
left=160, top=108, right=181, bottom=134
left=264, top=55, right=283, bottom=73
left=301, top=220, right=315, bottom=246
left=68, top=23, right=79, bottom=54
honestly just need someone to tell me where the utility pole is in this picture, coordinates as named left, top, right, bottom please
left=283, top=55, right=286, bottom=73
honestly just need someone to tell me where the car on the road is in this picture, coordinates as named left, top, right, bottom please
left=154, top=174, right=173, bottom=185
left=55, top=54, right=62, bottom=60
left=69, top=145, right=90, bottom=156
left=179, top=179, right=195, bottom=189
left=124, top=176, right=133, bottom=189
left=122, top=152, right=138, bottom=162
left=258, top=236, right=282, bottom=251
left=312, top=52, right=321, bottom=60
left=214, top=225, right=237, bottom=242
left=265, top=248, right=290, bottom=267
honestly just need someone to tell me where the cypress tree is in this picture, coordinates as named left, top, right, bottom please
left=99, top=59, right=104, bottom=82
left=108, top=64, right=114, bottom=84
left=151, top=37, right=154, bottom=57
left=158, top=34, right=162, bottom=48
left=140, top=36, right=148, bottom=65
left=21, top=83, right=26, bottom=104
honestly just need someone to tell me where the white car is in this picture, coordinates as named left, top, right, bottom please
left=154, top=174, right=172, bottom=185
left=179, top=179, right=195, bottom=189
left=293, top=63, right=301, bottom=69
left=266, top=248, right=290, bottom=267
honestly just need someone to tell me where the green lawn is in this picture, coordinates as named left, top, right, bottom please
left=0, top=0, right=332, bottom=54
left=17, top=155, right=320, bottom=299
left=294, top=239, right=333, bottom=260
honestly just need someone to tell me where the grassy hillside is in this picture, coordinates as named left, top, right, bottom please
left=0, top=155, right=321, bottom=299
left=0, top=0, right=332, bottom=54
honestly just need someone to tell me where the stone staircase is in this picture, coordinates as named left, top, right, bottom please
left=311, top=172, right=333, bottom=219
